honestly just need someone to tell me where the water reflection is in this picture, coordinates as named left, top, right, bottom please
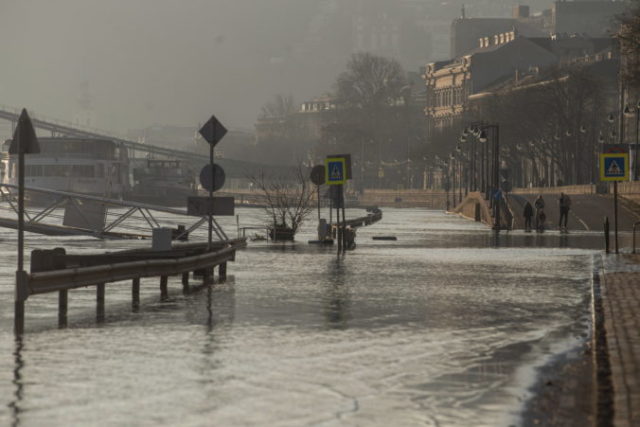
left=0, top=209, right=606, bottom=426
left=8, top=336, right=24, bottom=427
left=323, top=258, right=351, bottom=329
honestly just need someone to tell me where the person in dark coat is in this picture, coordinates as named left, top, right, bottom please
left=523, top=201, right=533, bottom=232
left=558, top=192, right=572, bottom=232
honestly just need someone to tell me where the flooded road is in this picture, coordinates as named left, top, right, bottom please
left=0, top=208, right=606, bottom=426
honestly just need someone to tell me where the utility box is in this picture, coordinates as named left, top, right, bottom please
left=152, top=228, right=173, bottom=251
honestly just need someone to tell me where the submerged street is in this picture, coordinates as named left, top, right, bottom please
left=0, top=208, right=608, bottom=426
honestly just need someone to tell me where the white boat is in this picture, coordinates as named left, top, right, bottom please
left=1, top=137, right=130, bottom=202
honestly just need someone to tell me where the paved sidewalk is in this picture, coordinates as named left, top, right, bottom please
left=601, top=255, right=640, bottom=426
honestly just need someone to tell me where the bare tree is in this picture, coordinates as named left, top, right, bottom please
left=618, top=3, right=640, bottom=90
left=319, top=53, right=426, bottom=188
left=335, top=52, right=407, bottom=108
left=249, top=165, right=314, bottom=240
left=469, top=65, right=605, bottom=186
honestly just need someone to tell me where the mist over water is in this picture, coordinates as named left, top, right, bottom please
left=0, top=0, right=346, bottom=131
left=0, top=0, right=554, bottom=134
left=0, top=208, right=600, bottom=426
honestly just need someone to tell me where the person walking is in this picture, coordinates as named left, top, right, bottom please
left=523, top=201, right=533, bottom=232
left=534, top=195, right=545, bottom=231
left=558, top=192, right=571, bottom=232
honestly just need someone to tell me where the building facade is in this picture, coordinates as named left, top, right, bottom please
left=424, top=30, right=558, bottom=135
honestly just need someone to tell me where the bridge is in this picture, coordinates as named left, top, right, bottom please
left=0, top=105, right=285, bottom=178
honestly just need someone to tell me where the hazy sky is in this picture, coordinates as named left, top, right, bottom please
left=0, top=0, right=549, bottom=134
left=0, top=0, right=337, bottom=132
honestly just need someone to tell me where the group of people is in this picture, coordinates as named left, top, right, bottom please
left=522, top=193, right=572, bottom=233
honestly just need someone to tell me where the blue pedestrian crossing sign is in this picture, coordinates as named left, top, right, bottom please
left=600, top=153, right=629, bottom=181
left=325, top=157, right=347, bottom=185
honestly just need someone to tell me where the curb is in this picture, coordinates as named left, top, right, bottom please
left=593, top=256, right=614, bottom=426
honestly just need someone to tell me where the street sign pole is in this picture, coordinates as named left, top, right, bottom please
left=614, top=181, right=619, bottom=254
left=198, top=115, right=227, bottom=253
left=16, top=133, right=25, bottom=334
left=600, top=148, right=629, bottom=254
left=11, top=109, right=40, bottom=334
left=340, top=185, right=347, bottom=253
left=209, top=143, right=214, bottom=252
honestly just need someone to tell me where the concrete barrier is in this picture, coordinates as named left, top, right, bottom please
left=357, top=189, right=447, bottom=208
left=617, top=182, right=640, bottom=206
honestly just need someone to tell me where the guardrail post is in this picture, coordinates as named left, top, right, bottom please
left=182, top=272, right=190, bottom=293
left=132, top=278, right=140, bottom=310
left=97, top=283, right=105, bottom=322
left=202, top=268, right=213, bottom=284
left=58, top=290, right=67, bottom=327
left=219, top=262, right=227, bottom=282
left=14, top=270, right=28, bottom=335
left=160, top=276, right=168, bottom=299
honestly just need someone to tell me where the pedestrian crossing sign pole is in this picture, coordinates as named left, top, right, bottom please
left=600, top=153, right=629, bottom=182
left=325, top=157, right=347, bottom=185
left=600, top=152, right=629, bottom=255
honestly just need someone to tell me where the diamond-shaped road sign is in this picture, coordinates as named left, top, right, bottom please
left=9, top=108, right=40, bottom=155
left=199, top=115, right=227, bottom=147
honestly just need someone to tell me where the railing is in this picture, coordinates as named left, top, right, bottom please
left=28, top=246, right=237, bottom=295
left=14, top=239, right=246, bottom=333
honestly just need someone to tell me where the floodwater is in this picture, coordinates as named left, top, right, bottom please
left=0, top=208, right=611, bottom=426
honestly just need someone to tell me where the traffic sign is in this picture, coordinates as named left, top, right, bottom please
left=199, top=164, right=226, bottom=192
left=187, top=196, right=234, bottom=216
left=325, top=157, right=346, bottom=185
left=310, top=165, right=325, bottom=186
left=602, top=144, right=629, bottom=154
left=9, top=109, right=40, bottom=154
left=199, top=115, right=227, bottom=147
left=600, top=153, right=629, bottom=181
left=327, top=153, right=352, bottom=180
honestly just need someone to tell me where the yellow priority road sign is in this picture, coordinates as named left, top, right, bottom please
left=600, top=153, right=629, bottom=182
left=325, top=157, right=347, bottom=185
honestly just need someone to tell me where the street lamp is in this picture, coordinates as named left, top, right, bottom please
left=466, top=123, right=500, bottom=230
left=624, top=100, right=640, bottom=180
left=443, top=159, right=450, bottom=211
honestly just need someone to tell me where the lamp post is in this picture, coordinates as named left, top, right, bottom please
left=478, top=124, right=500, bottom=231
left=624, top=101, right=640, bottom=180
left=449, top=153, right=456, bottom=207
left=455, top=144, right=463, bottom=203
left=443, top=159, right=450, bottom=211
left=422, top=156, right=429, bottom=189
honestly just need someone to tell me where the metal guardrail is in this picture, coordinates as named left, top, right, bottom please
left=13, top=238, right=247, bottom=333
left=28, top=246, right=237, bottom=295
left=344, top=211, right=382, bottom=228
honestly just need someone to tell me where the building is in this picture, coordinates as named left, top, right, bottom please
left=424, top=30, right=558, bottom=134
left=450, top=17, right=547, bottom=58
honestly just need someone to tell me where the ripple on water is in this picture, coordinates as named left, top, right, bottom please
left=0, top=208, right=596, bottom=426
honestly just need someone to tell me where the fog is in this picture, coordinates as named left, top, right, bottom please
left=0, top=0, right=543, bottom=133
left=1, top=0, right=326, bottom=131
